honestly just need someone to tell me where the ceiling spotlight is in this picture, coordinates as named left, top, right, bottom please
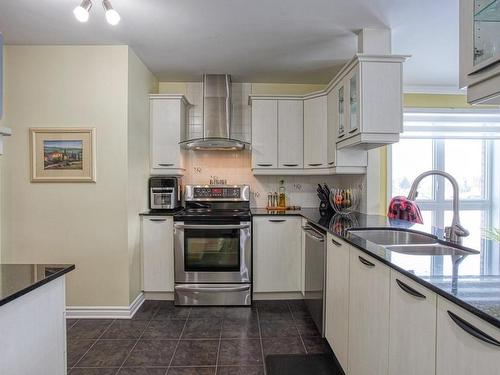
left=102, top=0, right=121, bottom=25
left=73, top=0, right=92, bottom=22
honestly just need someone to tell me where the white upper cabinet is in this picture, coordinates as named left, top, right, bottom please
left=460, top=0, right=500, bottom=104
left=251, top=99, right=278, bottom=169
left=304, top=95, right=328, bottom=168
left=389, top=271, right=437, bottom=375
left=348, top=247, right=391, bottom=375
left=335, top=55, right=406, bottom=150
left=253, top=216, right=302, bottom=293
left=150, top=95, right=189, bottom=175
left=436, top=296, right=500, bottom=375
left=278, top=100, right=304, bottom=169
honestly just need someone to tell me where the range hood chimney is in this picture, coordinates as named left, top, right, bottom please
left=180, top=74, right=248, bottom=151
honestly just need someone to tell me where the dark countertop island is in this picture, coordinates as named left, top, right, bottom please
left=251, top=208, right=500, bottom=329
left=0, top=264, right=75, bottom=307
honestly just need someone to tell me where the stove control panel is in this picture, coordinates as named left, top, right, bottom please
left=185, top=185, right=250, bottom=201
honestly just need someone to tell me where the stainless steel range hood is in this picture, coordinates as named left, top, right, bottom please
left=180, top=74, right=249, bottom=151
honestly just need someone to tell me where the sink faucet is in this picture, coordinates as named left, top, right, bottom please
left=407, top=170, right=469, bottom=244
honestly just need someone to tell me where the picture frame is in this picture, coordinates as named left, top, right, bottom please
left=29, top=127, right=96, bottom=182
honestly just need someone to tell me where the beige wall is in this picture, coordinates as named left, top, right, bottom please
left=126, top=49, right=158, bottom=304
left=1, top=45, right=157, bottom=307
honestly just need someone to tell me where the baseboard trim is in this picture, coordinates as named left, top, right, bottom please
left=253, top=291, right=304, bottom=300
left=66, top=292, right=145, bottom=319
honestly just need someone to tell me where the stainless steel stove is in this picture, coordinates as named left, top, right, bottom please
left=173, top=185, right=252, bottom=306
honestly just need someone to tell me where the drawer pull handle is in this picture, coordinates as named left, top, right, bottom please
left=348, top=128, right=358, bottom=133
left=257, top=163, right=273, bottom=167
left=149, top=218, right=167, bottom=222
left=447, top=310, right=500, bottom=347
left=396, top=279, right=426, bottom=299
left=158, top=163, right=174, bottom=167
left=358, top=256, right=375, bottom=268
left=283, top=164, right=299, bottom=167
left=328, top=162, right=335, bottom=166
left=269, top=219, right=286, bottom=223
left=308, top=163, right=322, bottom=167
left=331, top=238, right=342, bottom=247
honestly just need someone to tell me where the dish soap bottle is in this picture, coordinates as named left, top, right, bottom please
left=278, top=179, right=286, bottom=208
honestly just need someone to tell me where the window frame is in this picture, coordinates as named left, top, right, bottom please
left=388, top=108, right=499, bottom=275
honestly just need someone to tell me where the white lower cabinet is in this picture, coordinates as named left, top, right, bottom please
left=142, top=216, right=175, bottom=292
left=389, top=271, right=437, bottom=375
left=325, top=235, right=350, bottom=372
left=348, top=247, right=390, bottom=375
left=436, top=296, right=500, bottom=375
left=253, top=216, right=302, bottom=293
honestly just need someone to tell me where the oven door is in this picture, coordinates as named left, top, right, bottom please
left=174, top=221, right=251, bottom=283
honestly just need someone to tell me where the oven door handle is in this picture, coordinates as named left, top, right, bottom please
left=174, top=224, right=250, bottom=230
left=175, top=285, right=251, bottom=293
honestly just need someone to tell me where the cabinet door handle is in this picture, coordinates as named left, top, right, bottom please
left=269, top=219, right=286, bottom=223
left=447, top=310, right=500, bottom=347
left=328, top=161, right=335, bottom=166
left=283, top=164, right=299, bottom=167
left=396, top=278, right=426, bottom=300
left=358, top=256, right=375, bottom=268
left=331, top=238, right=342, bottom=247
left=348, top=128, right=358, bottom=133
left=158, top=163, right=174, bottom=167
left=149, top=218, right=167, bottom=222
left=257, top=163, right=273, bottom=167
left=308, top=163, right=323, bottom=167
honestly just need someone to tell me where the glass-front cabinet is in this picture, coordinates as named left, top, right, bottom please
left=347, top=67, right=360, bottom=134
left=337, top=85, right=345, bottom=138
left=460, top=0, right=500, bottom=104
left=472, top=0, right=500, bottom=70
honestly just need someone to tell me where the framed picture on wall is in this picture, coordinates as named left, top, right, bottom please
left=29, top=127, right=96, bottom=182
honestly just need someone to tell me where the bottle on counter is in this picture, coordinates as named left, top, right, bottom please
left=267, top=192, right=273, bottom=208
left=278, top=180, right=286, bottom=208
left=272, top=192, right=279, bottom=207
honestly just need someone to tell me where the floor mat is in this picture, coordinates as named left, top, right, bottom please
left=265, top=353, right=344, bottom=375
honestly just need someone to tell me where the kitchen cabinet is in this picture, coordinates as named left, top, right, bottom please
left=142, top=216, right=175, bottom=292
left=304, top=95, right=328, bottom=169
left=389, top=271, right=437, bottom=375
left=325, top=235, right=350, bottom=372
left=327, top=84, right=368, bottom=168
left=278, top=100, right=304, bottom=169
left=334, top=55, right=406, bottom=150
left=150, top=95, right=189, bottom=175
left=436, top=296, right=500, bottom=375
left=251, top=99, right=278, bottom=169
left=460, top=0, right=500, bottom=104
left=253, top=216, right=302, bottom=293
left=348, top=247, right=390, bottom=375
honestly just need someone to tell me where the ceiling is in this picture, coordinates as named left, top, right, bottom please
left=0, top=0, right=459, bottom=90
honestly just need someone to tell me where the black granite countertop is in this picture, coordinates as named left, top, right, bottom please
left=251, top=208, right=500, bottom=329
left=0, top=264, right=75, bottom=307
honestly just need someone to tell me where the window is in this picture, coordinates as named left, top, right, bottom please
left=389, top=109, right=500, bottom=276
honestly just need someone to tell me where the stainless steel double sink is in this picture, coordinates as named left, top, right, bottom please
left=347, top=228, right=479, bottom=256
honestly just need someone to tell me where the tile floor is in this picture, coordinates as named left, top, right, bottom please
left=66, top=300, right=332, bottom=375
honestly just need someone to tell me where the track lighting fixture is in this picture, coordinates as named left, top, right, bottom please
left=73, top=0, right=121, bottom=25
left=73, top=0, right=92, bottom=23
left=102, top=0, right=121, bottom=25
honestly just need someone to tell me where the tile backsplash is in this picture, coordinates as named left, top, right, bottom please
left=183, top=150, right=364, bottom=208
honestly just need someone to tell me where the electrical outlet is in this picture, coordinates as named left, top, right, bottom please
left=193, top=167, right=202, bottom=174
left=293, top=184, right=302, bottom=191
